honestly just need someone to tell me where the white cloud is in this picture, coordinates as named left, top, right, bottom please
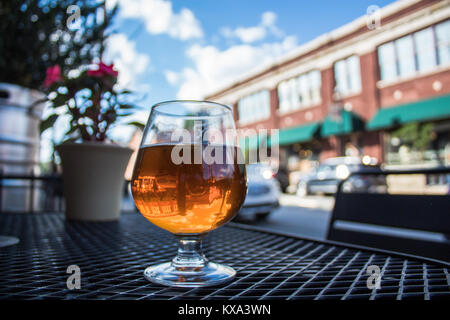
left=167, top=10, right=297, bottom=99
left=164, top=70, right=180, bottom=85
left=104, top=33, right=150, bottom=89
left=220, top=11, right=282, bottom=43
left=261, top=11, right=277, bottom=26
left=109, top=0, right=203, bottom=40
left=170, top=35, right=298, bottom=99
left=234, top=26, right=267, bottom=43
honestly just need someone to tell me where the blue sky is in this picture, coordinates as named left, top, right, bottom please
left=42, top=0, right=398, bottom=161
left=107, top=0, right=395, bottom=110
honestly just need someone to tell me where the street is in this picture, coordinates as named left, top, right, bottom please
left=123, top=193, right=336, bottom=240
left=237, top=194, right=335, bottom=240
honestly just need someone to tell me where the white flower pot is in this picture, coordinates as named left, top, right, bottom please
left=56, top=142, right=133, bottom=221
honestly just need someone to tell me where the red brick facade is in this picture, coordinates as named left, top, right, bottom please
left=378, top=69, right=450, bottom=108
left=207, top=0, right=450, bottom=167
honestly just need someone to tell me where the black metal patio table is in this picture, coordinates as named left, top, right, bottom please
left=0, top=212, right=449, bottom=300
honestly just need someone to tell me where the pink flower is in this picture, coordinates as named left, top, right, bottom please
left=43, top=65, right=62, bottom=88
left=88, top=62, right=119, bottom=78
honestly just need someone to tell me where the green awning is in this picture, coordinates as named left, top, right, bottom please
left=270, top=122, right=320, bottom=146
left=367, top=94, right=450, bottom=130
left=320, top=110, right=365, bottom=137
left=239, top=134, right=265, bottom=150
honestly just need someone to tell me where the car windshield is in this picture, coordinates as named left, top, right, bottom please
left=317, top=165, right=336, bottom=173
left=246, top=164, right=273, bottom=178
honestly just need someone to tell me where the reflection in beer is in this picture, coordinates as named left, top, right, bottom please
left=132, top=144, right=247, bottom=234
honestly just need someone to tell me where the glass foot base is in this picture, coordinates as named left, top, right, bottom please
left=0, top=236, right=19, bottom=248
left=144, top=262, right=236, bottom=288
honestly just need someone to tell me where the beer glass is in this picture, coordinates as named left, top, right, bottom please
left=131, top=101, right=247, bottom=287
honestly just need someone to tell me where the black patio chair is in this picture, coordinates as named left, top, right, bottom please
left=327, top=167, right=450, bottom=262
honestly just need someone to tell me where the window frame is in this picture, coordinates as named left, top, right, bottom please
left=377, top=19, right=450, bottom=84
left=333, top=55, right=362, bottom=97
left=237, top=90, right=271, bottom=125
left=414, top=27, right=437, bottom=73
left=435, top=19, right=450, bottom=66
left=276, top=69, right=322, bottom=115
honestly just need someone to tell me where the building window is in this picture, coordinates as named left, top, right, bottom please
left=309, top=70, right=322, bottom=105
left=396, top=35, right=416, bottom=78
left=378, top=42, right=397, bottom=81
left=378, top=20, right=450, bottom=82
left=278, top=81, right=289, bottom=112
left=238, top=90, right=270, bottom=124
left=436, top=20, right=450, bottom=66
left=414, top=28, right=437, bottom=72
left=286, top=78, right=297, bottom=112
left=297, top=74, right=311, bottom=107
left=277, top=69, right=321, bottom=113
left=334, top=55, right=361, bottom=96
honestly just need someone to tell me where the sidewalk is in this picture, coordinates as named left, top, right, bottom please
left=279, top=194, right=335, bottom=211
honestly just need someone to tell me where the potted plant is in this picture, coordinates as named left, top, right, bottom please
left=0, top=1, right=115, bottom=213
left=40, top=61, right=141, bottom=221
left=0, top=0, right=115, bottom=117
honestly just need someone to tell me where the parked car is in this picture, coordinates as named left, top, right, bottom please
left=296, top=157, right=386, bottom=196
left=236, top=163, right=281, bottom=221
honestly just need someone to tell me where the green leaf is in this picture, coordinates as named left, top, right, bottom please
left=50, top=94, right=69, bottom=107
left=126, top=121, right=145, bottom=131
left=39, top=114, right=59, bottom=134
left=118, top=104, right=135, bottom=110
left=117, top=112, right=134, bottom=117
left=61, top=136, right=80, bottom=144
left=84, top=106, right=99, bottom=120
left=391, top=122, right=435, bottom=152
left=30, top=97, right=49, bottom=108
left=65, top=125, right=78, bottom=137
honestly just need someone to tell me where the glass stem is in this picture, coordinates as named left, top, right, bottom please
left=172, top=235, right=208, bottom=269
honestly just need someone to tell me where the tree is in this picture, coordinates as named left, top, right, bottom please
left=391, top=122, right=435, bottom=152
left=0, top=0, right=117, bottom=90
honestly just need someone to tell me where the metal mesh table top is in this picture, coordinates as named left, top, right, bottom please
left=0, top=212, right=449, bottom=300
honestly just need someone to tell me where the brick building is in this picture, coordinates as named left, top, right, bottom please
left=205, top=0, right=450, bottom=174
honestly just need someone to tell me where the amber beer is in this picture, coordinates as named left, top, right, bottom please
left=131, top=144, right=247, bottom=234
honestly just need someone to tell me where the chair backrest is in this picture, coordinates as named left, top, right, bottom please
left=327, top=167, right=450, bottom=262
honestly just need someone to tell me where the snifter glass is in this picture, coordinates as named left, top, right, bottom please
left=131, top=100, right=247, bottom=287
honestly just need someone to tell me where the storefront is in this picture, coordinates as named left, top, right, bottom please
left=368, top=94, right=450, bottom=167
